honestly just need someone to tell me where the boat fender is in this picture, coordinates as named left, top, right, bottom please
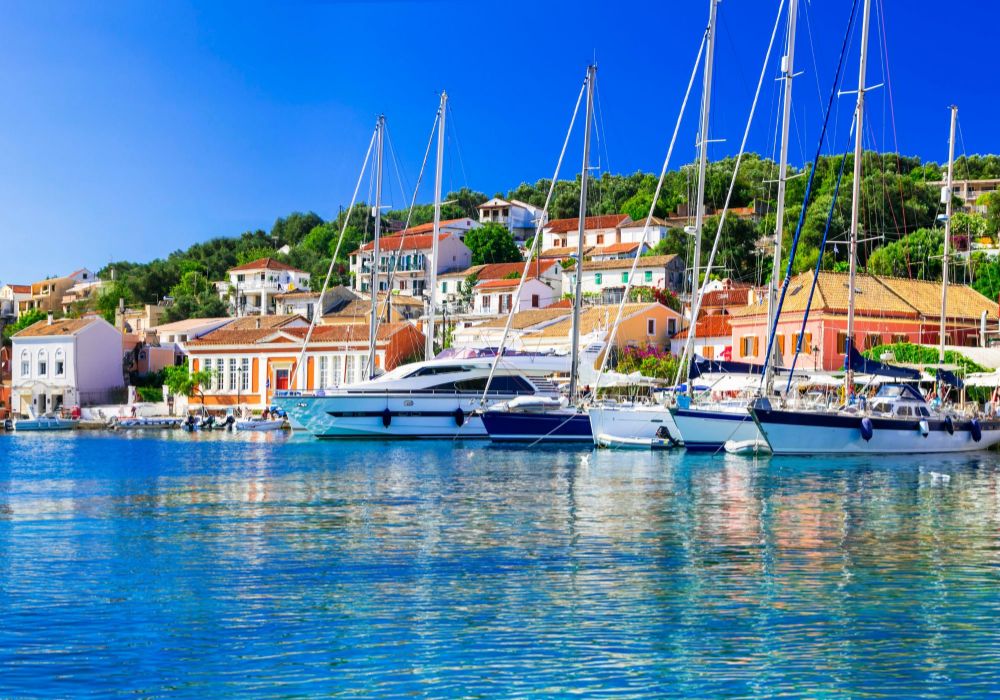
left=919, top=420, right=929, bottom=437
left=454, top=407, right=465, bottom=427
left=860, top=417, right=874, bottom=442
left=944, top=416, right=954, bottom=435
left=971, top=418, right=982, bottom=442
left=381, top=408, right=392, bottom=428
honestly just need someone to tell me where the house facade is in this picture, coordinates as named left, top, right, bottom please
left=477, top=198, right=546, bottom=241
left=562, top=254, right=685, bottom=301
left=22, top=276, right=76, bottom=315
left=221, top=258, right=312, bottom=317
left=472, top=277, right=555, bottom=316
left=541, top=214, right=631, bottom=250
left=11, top=317, right=126, bottom=415
left=436, top=260, right=563, bottom=313
left=727, top=271, right=1000, bottom=371
left=186, top=321, right=424, bottom=410
left=349, top=231, right=471, bottom=299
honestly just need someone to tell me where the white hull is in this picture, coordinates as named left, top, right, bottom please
left=757, top=420, right=1000, bottom=455
left=15, top=418, right=77, bottom=431
left=587, top=405, right=680, bottom=448
left=275, top=393, right=496, bottom=439
left=235, top=419, right=285, bottom=432
left=115, top=418, right=182, bottom=430
left=671, top=405, right=761, bottom=452
left=724, top=438, right=771, bottom=456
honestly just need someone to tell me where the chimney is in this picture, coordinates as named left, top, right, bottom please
left=47, top=313, right=53, bottom=326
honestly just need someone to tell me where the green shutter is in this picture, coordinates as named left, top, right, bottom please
left=645, top=270, right=652, bottom=282
left=595, top=273, right=602, bottom=285
left=621, top=272, right=628, bottom=283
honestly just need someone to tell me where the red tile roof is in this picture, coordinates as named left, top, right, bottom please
left=701, top=288, right=751, bottom=309
left=593, top=242, right=641, bottom=255
left=189, top=321, right=418, bottom=347
left=475, top=279, right=521, bottom=290
left=227, top=257, right=306, bottom=274
left=474, top=260, right=557, bottom=280
left=544, top=214, right=630, bottom=234
left=539, top=246, right=595, bottom=259
left=353, top=233, right=451, bottom=254
left=6, top=284, right=30, bottom=293
left=392, top=217, right=472, bottom=236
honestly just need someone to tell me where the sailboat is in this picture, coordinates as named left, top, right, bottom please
left=670, top=0, right=795, bottom=452
left=480, top=65, right=598, bottom=444
left=749, top=0, right=1000, bottom=454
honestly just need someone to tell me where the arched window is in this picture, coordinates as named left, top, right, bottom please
left=20, top=350, right=29, bottom=377
left=37, top=350, right=48, bottom=377
left=54, top=349, right=65, bottom=376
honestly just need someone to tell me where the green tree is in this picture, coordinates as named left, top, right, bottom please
left=237, top=246, right=278, bottom=266
left=464, top=223, right=522, bottom=265
left=95, top=280, right=135, bottom=324
left=163, top=360, right=213, bottom=404
left=271, top=211, right=324, bottom=247
left=2, top=309, right=47, bottom=341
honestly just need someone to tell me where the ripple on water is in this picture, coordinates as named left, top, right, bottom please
left=0, top=432, right=999, bottom=697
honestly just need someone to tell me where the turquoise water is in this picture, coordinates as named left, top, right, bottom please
left=1, top=432, right=998, bottom=697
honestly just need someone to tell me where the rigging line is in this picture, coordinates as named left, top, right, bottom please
left=594, top=73, right=612, bottom=179
left=592, top=32, right=707, bottom=394
left=785, top=137, right=851, bottom=390
left=373, top=107, right=441, bottom=341
left=477, top=73, right=588, bottom=410
left=756, top=0, right=862, bottom=388
left=674, top=0, right=787, bottom=388
left=290, top=125, right=377, bottom=387
left=801, top=0, right=826, bottom=131
left=445, top=101, right=470, bottom=193
left=383, top=122, right=412, bottom=218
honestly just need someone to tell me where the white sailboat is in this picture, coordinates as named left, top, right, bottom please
left=750, top=0, right=1000, bottom=454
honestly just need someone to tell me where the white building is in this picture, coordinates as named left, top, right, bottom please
left=151, top=317, right=233, bottom=354
left=11, top=316, right=126, bottom=415
left=472, top=277, right=556, bottom=316
left=541, top=214, right=631, bottom=250
left=615, top=218, right=670, bottom=246
left=349, top=231, right=471, bottom=298
left=562, top=254, right=685, bottom=301
left=436, top=260, right=563, bottom=312
left=221, top=258, right=312, bottom=317
left=477, top=198, right=546, bottom=241
left=589, top=242, right=650, bottom=261
left=0, top=284, right=31, bottom=321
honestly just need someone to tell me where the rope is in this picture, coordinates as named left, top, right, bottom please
left=591, top=33, right=706, bottom=394
left=756, top=0, right=861, bottom=390
left=673, top=0, right=787, bottom=387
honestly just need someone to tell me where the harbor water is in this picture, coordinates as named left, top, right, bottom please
left=1, top=431, right=999, bottom=697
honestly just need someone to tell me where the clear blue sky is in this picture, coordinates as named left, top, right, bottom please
left=1, top=0, right=995, bottom=283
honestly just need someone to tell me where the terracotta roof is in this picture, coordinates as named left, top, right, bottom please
left=186, top=328, right=275, bottom=347
left=618, top=216, right=670, bottom=228
left=225, top=314, right=306, bottom=330
left=676, top=314, right=732, bottom=339
left=6, top=284, right=30, bottom=294
left=478, top=198, right=510, bottom=208
left=593, top=242, right=642, bottom=256
left=544, top=214, right=630, bottom=234
left=474, top=308, right=570, bottom=329
left=227, top=257, right=306, bottom=274
left=475, top=260, right=558, bottom=280
left=354, top=233, right=451, bottom=254
left=475, top=279, right=521, bottom=290
left=728, top=271, right=999, bottom=322
left=540, top=246, right=595, bottom=259
left=189, top=322, right=419, bottom=348
left=15, top=318, right=106, bottom=338
left=393, top=217, right=473, bottom=236
left=152, top=317, right=232, bottom=333
left=701, top=288, right=751, bottom=309
left=564, top=254, right=679, bottom=273
left=534, top=303, right=669, bottom=339
left=273, top=290, right=320, bottom=300
left=438, top=264, right=488, bottom=280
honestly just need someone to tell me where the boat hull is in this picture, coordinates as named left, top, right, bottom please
left=14, top=419, right=77, bottom=431
left=671, top=406, right=761, bottom=452
left=751, top=405, right=1000, bottom=455
left=587, top=405, right=681, bottom=447
left=273, top=393, right=498, bottom=439
left=481, top=410, right=592, bottom=443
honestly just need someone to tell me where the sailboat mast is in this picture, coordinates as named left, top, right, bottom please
left=568, top=65, right=596, bottom=404
left=845, top=0, right=871, bottom=397
left=687, top=0, right=718, bottom=398
left=425, top=92, right=448, bottom=361
left=367, top=115, right=385, bottom=380
left=763, top=0, right=797, bottom=390
left=939, top=105, right=958, bottom=364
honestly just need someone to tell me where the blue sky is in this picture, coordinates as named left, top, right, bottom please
left=1, top=0, right=996, bottom=283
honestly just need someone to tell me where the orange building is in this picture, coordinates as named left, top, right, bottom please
left=186, top=320, right=424, bottom=411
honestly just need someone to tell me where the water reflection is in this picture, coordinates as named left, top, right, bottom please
left=0, top=432, right=998, bottom=696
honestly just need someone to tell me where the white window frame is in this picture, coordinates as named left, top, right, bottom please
left=240, top=358, right=250, bottom=392
left=20, top=350, right=29, bottom=378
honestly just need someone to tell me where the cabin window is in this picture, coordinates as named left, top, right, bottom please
left=20, top=351, right=29, bottom=377
left=595, top=273, right=602, bottom=285
left=644, top=270, right=653, bottom=283
left=647, top=319, right=656, bottom=335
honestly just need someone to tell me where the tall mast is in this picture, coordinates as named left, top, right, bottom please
left=424, top=92, right=447, bottom=361
left=763, top=0, right=797, bottom=390
left=568, top=65, right=596, bottom=404
left=367, top=114, right=385, bottom=379
left=939, top=105, right=958, bottom=363
left=687, top=0, right=718, bottom=398
left=845, top=0, right=871, bottom=397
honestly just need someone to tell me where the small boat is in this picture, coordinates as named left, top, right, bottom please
left=14, top=410, right=77, bottom=431
left=113, top=417, right=182, bottom=430
left=594, top=432, right=674, bottom=450
left=723, top=438, right=772, bottom=456
left=235, top=419, right=285, bottom=432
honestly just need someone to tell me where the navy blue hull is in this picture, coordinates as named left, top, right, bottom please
left=481, top=411, right=593, bottom=443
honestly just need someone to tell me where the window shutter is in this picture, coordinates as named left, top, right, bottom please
left=753, top=337, right=760, bottom=356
